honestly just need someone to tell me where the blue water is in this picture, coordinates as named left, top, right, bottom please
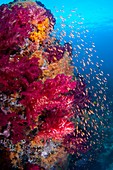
left=0, top=0, right=113, bottom=169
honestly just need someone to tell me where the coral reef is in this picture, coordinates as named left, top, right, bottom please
left=0, top=0, right=93, bottom=169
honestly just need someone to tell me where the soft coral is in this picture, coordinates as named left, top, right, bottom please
left=0, top=56, right=42, bottom=93
left=20, top=74, right=76, bottom=127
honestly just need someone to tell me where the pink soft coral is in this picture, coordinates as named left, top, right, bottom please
left=20, top=74, right=76, bottom=128
left=0, top=112, right=27, bottom=143
left=0, top=56, right=42, bottom=93
left=26, top=163, right=42, bottom=170
left=35, top=109, right=75, bottom=140
left=0, top=2, right=55, bottom=55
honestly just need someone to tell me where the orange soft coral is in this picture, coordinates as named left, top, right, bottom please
left=29, top=18, right=50, bottom=43
left=38, top=18, right=49, bottom=31
left=42, top=52, right=74, bottom=80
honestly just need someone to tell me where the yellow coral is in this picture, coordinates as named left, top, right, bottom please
left=15, top=142, right=22, bottom=153
left=30, top=50, right=48, bottom=67
left=42, top=52, right=74, bottom=81
left=38, top=18, right=49, bottom=31
left=10, top=152, right=15, bottom=160
left=41, top=146, right=68, bottom=169
left=30, top=18, right=50, bottom=43
left=29, top=32, right=39, bottom=42
left=9, top=142, right=24, bottom=169
left=37, top=31, right=47, bottom=42
left=29, top=30, right=47, bottom=42
left=10, top=152, right=20, bottom=167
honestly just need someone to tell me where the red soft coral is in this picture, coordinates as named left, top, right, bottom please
left=35, top=109, right=75, bottom=141
left=0, top=112, right=27, bottom=143
left=0, top=2, right=55, bottom=55
left=20, top=74, right=76, bottom=127
left=26, top=163, right=42, bottom=170
left=0, top=56, right=42, bottom=93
